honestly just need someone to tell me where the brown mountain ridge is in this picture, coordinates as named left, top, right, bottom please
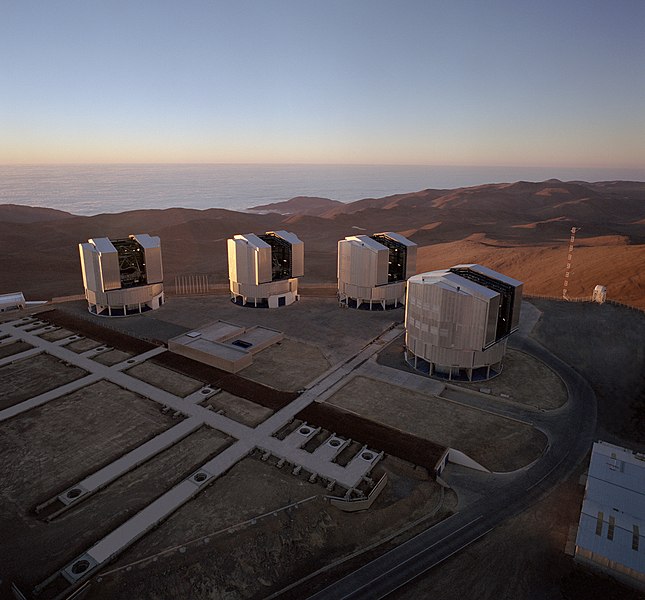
left=1, top=180, right=644, bottom=308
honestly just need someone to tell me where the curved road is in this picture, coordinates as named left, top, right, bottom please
left=306, top=333, right=597, bottom=600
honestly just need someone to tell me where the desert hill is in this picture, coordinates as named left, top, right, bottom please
left=249, top=196, right=343, bottom=216
left=0, top=203, right=74, bottom=224
left=1, top=180, right=644, bottom=308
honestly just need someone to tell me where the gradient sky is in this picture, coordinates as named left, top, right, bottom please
left=2, top=0, right=644, bottom=166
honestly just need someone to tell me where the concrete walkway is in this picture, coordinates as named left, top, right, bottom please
left=0, top=346, right=44, bottom=367
left=41, top=416, right=204, bottom=518
left=0, top=315, right=403, bottom=597
left=0, top=374, right=102, bottom=421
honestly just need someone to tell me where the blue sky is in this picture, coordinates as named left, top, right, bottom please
left=2, top=0, right=644, bottom=166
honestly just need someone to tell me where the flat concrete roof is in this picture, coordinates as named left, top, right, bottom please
left=183, top=337, right=248, bottom=361
left=0, top=292, right=25, bottom=305
left=576, top=441, right=645, bottom=574
left=168, top=320, right=283, bottom=370
left=233, top=326, right=281, bottom=348
left=193, top=321, right=245, bottom=342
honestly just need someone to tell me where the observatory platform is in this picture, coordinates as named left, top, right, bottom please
left=79, top=234, right=164, bottom=317
left=168, top=320, right=283, bottom=373
left=405, top=264, right=523, bottom=381
left=337, top=232, right=417, bottom=310
left=227, top=231, right=304, bottom=308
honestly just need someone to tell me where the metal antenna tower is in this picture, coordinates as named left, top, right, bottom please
left=562, top=226, right=580, bottom=300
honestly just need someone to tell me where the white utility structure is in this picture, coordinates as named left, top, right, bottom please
left=227, top=231, right=304, bottom=308
left=593, top=285, right=607, bottom=304
left=405, top=264, right=523, bottom=381
left=575, top=441, right=645, bottom=591
left=0, top=292, right=26, bottom=313
left=79, top=234, right=164, bottom=316
left=337, top=232, right=417, bottom=310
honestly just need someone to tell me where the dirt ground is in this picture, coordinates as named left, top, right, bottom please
left=90, top=456, right=456, bottom=600
left=1, top=424, right=231, bottom=590
left=3, top=299, right=643, bottom=600
left=126, top=360, right=203, bottom=397
left=393, top=462, right=644, bottom=600
left=0, top=352, right=88, bottom=409
left=241, top=338, right=331, bottom=391
left=206, top=390, right=273, bottom=426
left=152, top=351, right=299, bottom=411
left=530, top=300, right=645, bottom=449
left=92, top=348, right=132, bottom=366
left=65, top=337, right=103, bottom=353
left=325, top=376, right=546, bottom=472
left=377, top=335, right=567, bottom=411
left=0, top=339, right=33, bottom=359
left=394, top=299, right=645, bottom=600
left=38, top=327, right=75, bottom=341
left=85, top=296, right=401, bottom=365
left=453, top=348, right=568, bottom=410
left=0, top=378, right=178, bottom=585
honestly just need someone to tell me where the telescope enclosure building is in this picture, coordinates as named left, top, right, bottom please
left=227, top=230, right=304, bottom=308
left=337, top=232, right=417, bottom=310
left=405, top=264, right=523, bottom=381
left=79, top=234, right=164, bottom=316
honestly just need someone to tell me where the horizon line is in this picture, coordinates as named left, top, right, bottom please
left=1, top=161, right=645, bottom=171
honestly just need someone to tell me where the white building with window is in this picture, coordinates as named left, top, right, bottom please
left=79, top=234, right=164, bottom=316
left=405, top=264, right=523, bottom=381
left=227, top=231, right=304, bottom=308
left=0, top=292, right=26, bottom=313
left=575, top=441, right=645, bottom=590
left=337, top=232, right=416, bottom=310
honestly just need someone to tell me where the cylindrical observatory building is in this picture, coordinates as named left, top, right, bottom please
left=405, top=264, right=523, bottom=381
left=337, top=232, right=417, bottom=309
left=227, top=230, right=304, bottom=308
left=79, top=234, right=164, bottom=316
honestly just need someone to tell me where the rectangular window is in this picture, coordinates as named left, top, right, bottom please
left=608, top=516, right=615, bottom=541
left=633, top=525, right=640, bottom=551
left=595, top=512, right=604, bottom=536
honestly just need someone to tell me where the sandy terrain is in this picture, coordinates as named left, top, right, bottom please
left=1, top=179, right=643, bottom=308
left=125, top=360, right=203, bottom=397
left=0, top=353, right=88, bottom=408
left=241, top=338, right=331, bottom=391
left=390, top=299, right=645, bottom=600
left=91, top=456, right=456, bottom=600
left=325, top=376, right=546, bottom=471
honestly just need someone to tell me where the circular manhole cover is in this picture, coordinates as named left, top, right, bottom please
left=71, top=560, right=90, bottom=575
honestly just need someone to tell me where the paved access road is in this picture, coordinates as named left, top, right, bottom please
left=307, top=333, right=597, bottom=600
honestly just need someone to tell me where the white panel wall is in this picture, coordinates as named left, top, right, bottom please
left=132, top=234, right=163, bottom=284
left=255, top=244, right=272, bottom=284
left=290, top=238, right=305, bottom=278
left=97, top=250, right=120, bottom=292
left=228, top=238, right=253, bottom=285
left=78, top=243, right=100, bottom=292
left=405, top=274, right=506, bottom=370
left=338, top=238, right=388, bottom=290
